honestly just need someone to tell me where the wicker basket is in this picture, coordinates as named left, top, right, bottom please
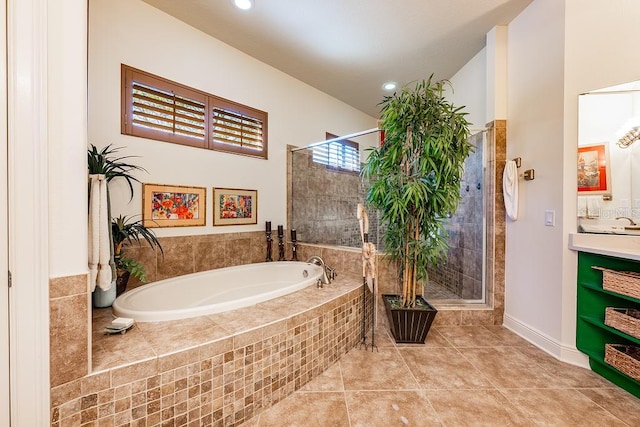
left=604, top=344, right=640, bottom=381
left=592, top=266, right=640, bottom=300
left=604, top=308, right=640, bottom=339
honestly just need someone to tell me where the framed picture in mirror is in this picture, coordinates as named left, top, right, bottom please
left=578, top=143, right=611, bottom=194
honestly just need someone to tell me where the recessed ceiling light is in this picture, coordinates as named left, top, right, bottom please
left=233, top=0, right=253, bottom=10
left=382, top=81, right=397, bottom=91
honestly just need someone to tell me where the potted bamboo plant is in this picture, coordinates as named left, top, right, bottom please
left=362, top=76, right=472, bottom=343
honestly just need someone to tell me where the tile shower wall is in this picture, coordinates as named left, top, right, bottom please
left=427, top=132, right=484, bottom=299
left=291, top=148, right=370, bottom=248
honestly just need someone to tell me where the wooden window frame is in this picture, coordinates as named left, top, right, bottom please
left=121, top=64, right=268, bottom=159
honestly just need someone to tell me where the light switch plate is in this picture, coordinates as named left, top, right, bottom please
left=545, top=210, right=555, bottom=226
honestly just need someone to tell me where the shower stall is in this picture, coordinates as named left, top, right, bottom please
left=289, top=130, right=487, bottom=303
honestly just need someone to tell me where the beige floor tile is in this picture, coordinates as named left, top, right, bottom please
left=502, top=388, right=627, bottom=426
left=300, top=362, right=343, bottom=392
left=578, top=387, right=640, bottom=426
left=358, top=327, right=396, bottom=348
left=482, top=326, right=533, bottom=346
left=515, top=346, right=613, bottom=388
left=460, top=346, right=559, bottom=388
left=400, top=347, right=493, bottom=389
left=396, top=328, right=453, bottom=348
left=437, top=325, right=511, bottom=347
left=256, top=392, right=348, bottom=427
left=345, top=390, right=441, bottom=426
left=424, top=388, right=533, bottom=426
left=339, top=347, right=419, bottom=391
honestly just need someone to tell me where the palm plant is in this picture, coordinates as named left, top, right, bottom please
left=112, top=215, right=163, bottom=289
left=88, top=144, right=157, bottom=294
left=87, top=144, right=146, bottom=200
left=362, top=77, right=473, bottom=308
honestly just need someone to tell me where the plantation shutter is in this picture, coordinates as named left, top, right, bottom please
left=122, top=65, right=268, bottom=158
left=131, top=82, right=206, bottom=140
left=211, top=97, right=267, bottom=157
left=212, top=108, right=264, bottom=152
left=312, top=134, right=360, bottom=173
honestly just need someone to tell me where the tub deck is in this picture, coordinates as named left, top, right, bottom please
left=92, top=273, right=363, bottom=372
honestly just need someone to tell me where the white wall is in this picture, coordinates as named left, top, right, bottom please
left=486, top=26, right=508, bottom=122
left=500, top=0, right=640, bottom=364
left=448, top=48, right=486, bottom=130
left=48, top=0, right=88, bottom=276
left=561, top=0, right=640, bottom=353
left=89, top=0, right=377, bottom=237
left=503, top=0, right=568, bottom=357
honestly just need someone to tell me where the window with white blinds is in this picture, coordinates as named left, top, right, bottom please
left=312, top=133, right=360, bottom=173
left=122, top=65, right=268, bottom=158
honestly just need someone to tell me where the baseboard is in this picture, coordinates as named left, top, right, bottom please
left=503, top=314, right=589, bottom=369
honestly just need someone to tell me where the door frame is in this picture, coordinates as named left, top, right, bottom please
left=6, top=0, right=50, bottom=424
left=0, top=0, right=9, bottom=423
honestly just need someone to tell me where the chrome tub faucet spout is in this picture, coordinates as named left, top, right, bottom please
left=306, top=256, right=336, bottom=285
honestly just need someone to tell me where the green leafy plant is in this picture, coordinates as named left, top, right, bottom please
left=362, top=76, right=473, bottom=308
left=88, top=144, right=156, bottom=288
left=112, top=215, right=163, bottom=283
left=87, top=144, right=146, bottom=201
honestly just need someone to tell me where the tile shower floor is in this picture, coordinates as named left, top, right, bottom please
left=242, top=325, right=640, bottom=426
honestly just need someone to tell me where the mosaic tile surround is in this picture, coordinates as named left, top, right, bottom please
left=52, top=273, right=370, bottom=426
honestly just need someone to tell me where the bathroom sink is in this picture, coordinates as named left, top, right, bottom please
left=578, top=224, right=618, bottom=234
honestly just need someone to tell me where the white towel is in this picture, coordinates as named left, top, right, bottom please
left=88, top=174, right=113, bottom=292
left=502, top=160, right=518, bottom=221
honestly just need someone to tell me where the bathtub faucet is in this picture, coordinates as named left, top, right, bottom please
left=306, top=256, right=337, bottom=285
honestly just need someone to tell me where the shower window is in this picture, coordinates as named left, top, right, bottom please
left=312, top=133, right=360, bottom=173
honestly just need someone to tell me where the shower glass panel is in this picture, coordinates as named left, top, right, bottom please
left=290, top=131, right=485, bottom=303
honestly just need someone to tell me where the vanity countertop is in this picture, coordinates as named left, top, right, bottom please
left=569, top=232, right=640, bottom=261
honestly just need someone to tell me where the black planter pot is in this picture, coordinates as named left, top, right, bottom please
left=383, top=294, right=437, bottom=344
left=115, top=271, right=131, bottom=297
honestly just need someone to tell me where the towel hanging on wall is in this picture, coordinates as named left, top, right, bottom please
left=88, top=173, right=113, bottom=292
left=502, top=160, right=519, bottom=221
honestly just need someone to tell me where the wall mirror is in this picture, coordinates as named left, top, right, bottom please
left=577, top=80, right=640, bottom=234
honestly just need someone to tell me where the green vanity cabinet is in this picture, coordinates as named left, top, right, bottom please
left=576, top=251, right=640, bottom=398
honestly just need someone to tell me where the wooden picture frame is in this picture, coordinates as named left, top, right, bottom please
left=142, top=183, right=206, bottom=227
left=578, top=143, right=611, bottom=194
left=213, top=188, right=257, bottom=226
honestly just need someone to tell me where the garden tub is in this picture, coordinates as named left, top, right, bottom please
left=112, top=261, right=323, bottom=322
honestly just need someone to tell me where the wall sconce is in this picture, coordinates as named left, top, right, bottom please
left=617, top=125, right=640, bottom=148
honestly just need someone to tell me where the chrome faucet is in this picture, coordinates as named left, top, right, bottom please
left=616, top=216, right=637, bottom=226
left=306, top=256, right=336, bottom=285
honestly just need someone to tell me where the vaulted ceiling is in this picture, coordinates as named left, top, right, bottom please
left=143, top=0, right=532, bottom=117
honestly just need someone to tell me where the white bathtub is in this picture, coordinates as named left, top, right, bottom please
left=112, top=261, right=324, bottom=322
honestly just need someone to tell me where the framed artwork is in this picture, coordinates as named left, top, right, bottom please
left=213, top=188, right=257, bottom=226
left=142, top=183, right=206, bottom=227
left=577, top=143, right=611, bottom=194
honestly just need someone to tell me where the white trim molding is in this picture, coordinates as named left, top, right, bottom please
left=503, top=313, right=590, bottom=369
left=7, top=0, right=50, bottom=424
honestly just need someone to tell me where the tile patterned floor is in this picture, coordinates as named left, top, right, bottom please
left=241, top=325, right=640, bottom=426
